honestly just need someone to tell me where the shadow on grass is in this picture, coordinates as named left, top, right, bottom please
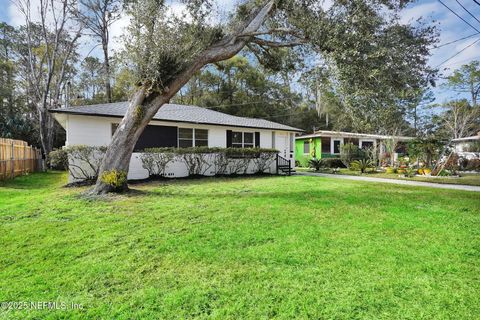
left=130, top=176, right=381, bottom=204
left=0, top=171, right=67, bottom=190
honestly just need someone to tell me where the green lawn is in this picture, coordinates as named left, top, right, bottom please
left=1, top=172, right=479, bottom=319
left=297, top=167, right=480, bottom=186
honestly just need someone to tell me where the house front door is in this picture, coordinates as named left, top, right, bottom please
left=276, top=132, right=289, bottom=157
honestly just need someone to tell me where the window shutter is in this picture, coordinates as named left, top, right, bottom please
left=255, top=132, right=260, bottom=147
left=226, top=130, right=232, bottom=147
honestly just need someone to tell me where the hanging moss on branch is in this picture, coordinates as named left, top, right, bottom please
left=133, top=105, right=144, bottom=127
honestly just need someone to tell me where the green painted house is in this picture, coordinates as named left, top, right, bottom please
left=295, top=130, right=414, bottom=167
left=295, top=137, right=322, bottom=167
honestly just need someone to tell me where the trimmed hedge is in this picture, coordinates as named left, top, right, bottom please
left=143, top=147, right=278, bottom=157
left=141, top=147, right=279, bottom=177
left=50, top=146, right=281, bottom=183
left=322, top=158, right=346, bottom=168
left=48, top=145, right=107, bottom=182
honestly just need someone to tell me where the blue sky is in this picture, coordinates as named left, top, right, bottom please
left=1, top=0, right=479, bottom=104
left=400, top=0, right=480, bottom=103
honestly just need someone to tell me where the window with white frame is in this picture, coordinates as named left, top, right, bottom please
left=178, top=128, right=208, bottom=148
left=194, top=129, right=208, bottom=146
left=244, top=132, right=254, bottom=148
left=232, top=131, right=255, bottom=148
left=333, top=139, right=342, bottom=154
left=303, top=141, right=310, bottom=154
left=360, top=140, right=374, bottom=149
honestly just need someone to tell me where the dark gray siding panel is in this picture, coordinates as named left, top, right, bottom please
left=134, top=125, right=178, bottom=151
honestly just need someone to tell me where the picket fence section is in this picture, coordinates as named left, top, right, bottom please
left=0, top=138, right=42, bottom=180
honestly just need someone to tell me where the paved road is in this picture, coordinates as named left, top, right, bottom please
left=296, top=172, right=480, bottom=192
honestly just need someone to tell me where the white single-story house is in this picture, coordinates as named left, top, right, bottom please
left=452, top=132, right=480, bottom=159
left=51, top=102, right=302, bottom=181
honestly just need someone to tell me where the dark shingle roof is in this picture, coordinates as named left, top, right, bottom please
left=51, top=102, right=302, bottom=132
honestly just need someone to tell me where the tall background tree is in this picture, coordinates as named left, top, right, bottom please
left=172, top=55, right=319, bottom=130
left=446, top=61, right=480, bottom=107
left=432, top=61, right=480, bottom=140
left=0, top=22, right=38, bottom=143
left=14, top=0, right=82, bottom=156
left=77, top=56, right=104, bottom=101
left=77, top=0, right=121, bottom=103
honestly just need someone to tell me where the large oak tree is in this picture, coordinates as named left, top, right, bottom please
left=92, top=0, right=437, bottom=194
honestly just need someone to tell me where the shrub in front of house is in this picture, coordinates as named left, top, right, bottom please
left=385, top=167, right=395, bottom=174
left=340, top=143, right=363, bottom=168
left=349, top=159, right=374, bottom=173
left=322, top=158, right=346, bottom=169
left=308, top=158, right=324, bottom=171
left=404, top=167, right=417, bottom=178
left=465, top=159, right=480, bottom=171
left=176, top=147, right=218, bottom=177
left=100, top=170, right=128, bottom=191
left=48, top=148, right=69, bottom=170
left=139, top=147, right=279, bottom=178
left=140, top=148, right=177, bottom=178
left=49, top=145, right=107, bottom=183
left=251, top=150, right=277, bottom=174
left=54, top=146, right=280, bottom=183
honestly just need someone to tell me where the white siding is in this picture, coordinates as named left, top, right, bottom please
left=260, top=129, right=272, bottom=148
left=66, top=115, right=112, bottom=146
left=63, top=115, right=295, bottom=181
left=207, top=127, right=226, bottom=148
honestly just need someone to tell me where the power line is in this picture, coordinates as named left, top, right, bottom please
left=441, top=54, right=480, bottom=67
left=474, top=0, right=480, bottom=7
left=435, top=32, right=480, bottom=48
left=435, top=37, right=480, bottom=67
left=437, top=0, right=480, bottom=33
left=454, top=0, right=480, bottom=25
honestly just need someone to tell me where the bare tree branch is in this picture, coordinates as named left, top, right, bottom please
left=249, top=37, right=308, bottom=47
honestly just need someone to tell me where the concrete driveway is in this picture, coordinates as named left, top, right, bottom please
left=296, top=172, right=480, bottom=192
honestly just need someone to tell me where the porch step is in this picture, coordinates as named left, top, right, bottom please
left=276, top=154, right=293, bottom=176
left=277, top=165, right=294, bottom=175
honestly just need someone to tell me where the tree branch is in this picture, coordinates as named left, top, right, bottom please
left=249, top=37, right=308, bottom=47
left=238, top=28, right=302, bottom=38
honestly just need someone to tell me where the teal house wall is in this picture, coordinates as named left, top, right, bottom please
left=295, top=138, right=321, bottom=167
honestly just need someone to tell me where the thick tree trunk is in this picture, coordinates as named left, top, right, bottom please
left=91, top=1, right=275, bottom=194
left=38, top=107, right=55, bottom=157
left=91, top=88, right=163, bottom=194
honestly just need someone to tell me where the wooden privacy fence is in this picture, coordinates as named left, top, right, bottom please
left=0, top=138, right=43, bottom=180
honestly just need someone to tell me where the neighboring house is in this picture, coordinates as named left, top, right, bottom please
left=452, top=132, right=480, bottom=159
left=51, top=102, right=302, bottom=181
left=295, top=130, right=414, bottom=166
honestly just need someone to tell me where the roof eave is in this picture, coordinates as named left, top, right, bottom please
left=49, top=109, right=303, bottom=133
left=296, top=133, right=414, bottom=141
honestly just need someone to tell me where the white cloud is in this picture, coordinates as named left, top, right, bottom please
left=8, top=0, right=79, bottom=31
left=320, top=0, right=334, bottom=11
left=109, top=13, right=130, bottom=53
left=8, top=0, right=40, bottom=27
left=400, top=1, right=441, bottom=25
left=436, top=39, right=480, bottom=73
